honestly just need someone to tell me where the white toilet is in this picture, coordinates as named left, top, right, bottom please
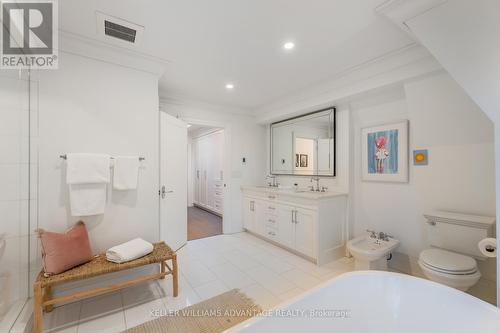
left=418, top=211, right=495, bottom=291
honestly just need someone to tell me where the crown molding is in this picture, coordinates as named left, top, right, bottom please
left=58, top=30, right=169, bottom=77
left=376, top=0, right=448, bottom=36
left=159, top=93, right=253, bottom=117
left=254, top=44, right=442, bottom=124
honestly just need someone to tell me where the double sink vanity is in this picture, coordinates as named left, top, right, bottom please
left=241, top=185, right=347, bottom=265
left=243, top=107, right=347, bottom=265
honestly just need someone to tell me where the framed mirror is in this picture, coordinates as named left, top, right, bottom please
left=271, top=107, right=336, bottom=177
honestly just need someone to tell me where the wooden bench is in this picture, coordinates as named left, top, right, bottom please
left=33, top=242, right=178, bottom=333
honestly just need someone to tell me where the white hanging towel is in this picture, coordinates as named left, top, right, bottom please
left=66, top=153, right=110, bottom=216
left=113, top=156, right=140, bottom=190
left=66, top=153, right=111, bottom=184
left=68, top=183, right=107, bottom=216
left=106, top=238, right=154, bottom=263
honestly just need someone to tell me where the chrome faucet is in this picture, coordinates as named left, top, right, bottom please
left=366, top=229, right=393, bottom=241
left=377, top=232, right=393, bottom=242
left=310, top=177, right=320, bottom=192
left=366, top=229, right=377, bottom=238
left=266, top=175, right=279, bottom=187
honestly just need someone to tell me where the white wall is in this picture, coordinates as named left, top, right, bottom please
left=35, top=51, right=160, bottom=260
left=160, top=101, right=266, bottom=233
left=399, top=0, right=500, bottom=304
left=351, top=73, right=496, bottom=284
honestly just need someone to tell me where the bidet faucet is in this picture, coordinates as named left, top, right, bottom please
left=377, top=232, right=393, bottom=242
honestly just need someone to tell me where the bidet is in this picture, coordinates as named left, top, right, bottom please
left=347, top=233, right=400, bottom=270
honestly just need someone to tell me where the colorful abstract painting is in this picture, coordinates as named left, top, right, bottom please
left=361, top=121, right=408, bottom=182
left=367, top=129, right=398, bottom=174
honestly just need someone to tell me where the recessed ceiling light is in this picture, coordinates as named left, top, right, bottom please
left=225, top=83, right=234, bottom=90
left=283, top=42, right=295, bottom=50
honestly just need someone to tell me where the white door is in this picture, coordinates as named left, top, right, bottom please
left=160, top=112, right=187, bottom=250
left=294, top=208, right=316, bottom=258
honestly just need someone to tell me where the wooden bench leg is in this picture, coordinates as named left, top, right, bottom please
left=33, top=282, right=43, bottom=333
left=172, top=253, right=178, bottom=297
left=44, top=285, right=54, bottom=312
left=160, top=261, right=166, bottom=279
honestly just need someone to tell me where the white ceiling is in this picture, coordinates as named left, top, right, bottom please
left=59, top=0, right=414, bottom=110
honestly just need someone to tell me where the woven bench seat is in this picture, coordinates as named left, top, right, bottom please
left=36, top=242, right=175, bottom=287
left=33, top=241, right=178, bottom=333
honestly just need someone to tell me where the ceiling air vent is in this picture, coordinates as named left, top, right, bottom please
left=96, top=12, right=144, bottom=46
left=104, top=20, right=137, bottom=43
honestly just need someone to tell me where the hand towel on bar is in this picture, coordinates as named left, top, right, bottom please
left=106, top=238, right=154, bottom=263
left=113, top=156, right=140, bottom=190
left=69, top=183, right=107, bottom=216
left=66, top=153, right=111, bottom=184
left=66, top=153, right=110, bottom=216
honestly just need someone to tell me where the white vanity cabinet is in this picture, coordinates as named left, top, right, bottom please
left=242, top=186, right=347, bottom=265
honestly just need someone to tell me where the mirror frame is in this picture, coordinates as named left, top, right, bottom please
left=270, top=107, right=336, bottom=177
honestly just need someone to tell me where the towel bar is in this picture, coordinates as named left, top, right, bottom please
left=59, top=154, right=145, bottom=161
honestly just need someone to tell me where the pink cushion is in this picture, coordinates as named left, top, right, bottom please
left=37, top=221, right=93, bottom=275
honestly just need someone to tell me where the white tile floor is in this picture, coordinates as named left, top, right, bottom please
left=39, top=231, right=496, bottom=332
left=41, top=232, right=355, bottom=333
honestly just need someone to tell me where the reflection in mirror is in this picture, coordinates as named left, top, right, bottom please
left=271, top=108, right=335, bottom=176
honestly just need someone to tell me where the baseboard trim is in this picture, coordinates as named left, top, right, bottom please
left=193, top=203, right=223, bottom=217
left=244, top=229, right=317, bottom=264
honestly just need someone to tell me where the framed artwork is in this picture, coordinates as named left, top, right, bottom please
left=413, top=149, right=428, bottom=166
left=361, top=120, right=408, bottom=182
left=295, top=154, right=300, bottom=167
left=299, top=154, right=308, bottom=168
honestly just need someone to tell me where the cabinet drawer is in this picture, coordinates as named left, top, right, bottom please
left=265, top=204, right=278, bottom=216
left=265, top=216, right=278, bottom=228
left=214, top=189, right=223, bottom=196
left=264, top=226, right=278, bottom=241
left=265, top=193, right=278, bottom=200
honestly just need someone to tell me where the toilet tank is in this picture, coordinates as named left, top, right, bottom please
left=423, top=211, right=495, bottom=259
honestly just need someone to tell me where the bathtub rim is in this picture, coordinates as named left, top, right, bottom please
left=224, top=270, right=500, bottom=332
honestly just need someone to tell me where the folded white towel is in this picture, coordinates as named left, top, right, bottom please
left=66, top=153, right=110, bottom=216
left=113, top=156, right=140, bottom=190
left=106, top=238, right=154, bottom=264
left=66, top=153, right=111, bottom=185
left=69, top=183, right=107, bottom=216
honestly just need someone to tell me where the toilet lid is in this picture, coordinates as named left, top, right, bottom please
left=419, top=249, right=477, bottom=273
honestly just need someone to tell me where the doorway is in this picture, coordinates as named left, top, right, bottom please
left=188, top=124, right=225, bottom=240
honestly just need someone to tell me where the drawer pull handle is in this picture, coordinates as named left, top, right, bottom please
left=268, top=195, right=275, bottom=199
left=268, top=206, right=275, bottom=210
left=268, top=219, right=275, bottom=223
left=268, top=231, right=276, bottom=236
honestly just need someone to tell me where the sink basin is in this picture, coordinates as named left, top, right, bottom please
left=347, top=235, right=400, bottom=271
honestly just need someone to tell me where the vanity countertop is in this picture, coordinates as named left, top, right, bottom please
left=241, top=185, right=348, bottom=200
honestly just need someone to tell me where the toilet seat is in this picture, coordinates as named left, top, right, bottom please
left=419, top=248, right=478, bottom=275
